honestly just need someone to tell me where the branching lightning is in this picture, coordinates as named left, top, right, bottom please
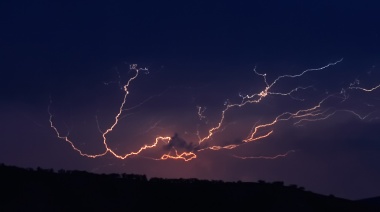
left=49, top=59, right=379, bottom=162
left=49, top=65, right=173, bottom=159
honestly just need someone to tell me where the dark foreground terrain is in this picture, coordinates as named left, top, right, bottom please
left=1, top=163, right=378, bottom=211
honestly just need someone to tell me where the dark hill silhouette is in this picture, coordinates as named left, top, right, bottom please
left=357, top=196, right=380, bottom=207
left=1, top=163, right=378, bottom=211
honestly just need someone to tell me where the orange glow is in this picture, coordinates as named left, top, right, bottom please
left=161, top=149, right=197, bottom=161
left=206, top=145, right=239, bottom=151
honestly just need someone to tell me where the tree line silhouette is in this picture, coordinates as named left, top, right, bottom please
left=0, top=163, right=378, bottom=211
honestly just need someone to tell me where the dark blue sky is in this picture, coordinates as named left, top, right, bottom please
left=1, top=0, right=380, bottom=200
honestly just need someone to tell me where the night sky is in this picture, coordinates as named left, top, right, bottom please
left=1, top=1, right=380, bottom=200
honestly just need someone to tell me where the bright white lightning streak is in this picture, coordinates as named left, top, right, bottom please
left=197, top=59, right=344, bottom=145
left=350, top=84, right=380, bottom=92
left=49, top=59, right=378, bottom=162
left=49, top=65, right=172, bottom=159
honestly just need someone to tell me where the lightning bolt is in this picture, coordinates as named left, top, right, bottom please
left=233, top=150, right=296, bottom=160
left=197, top=59, right=344, bottom=145
left=49, top=65, right=172, bottom=159
left=349, top=83, right=380, bottom=92
left=196, top=106, right=207, bottom=121
left=49, top=59, right=379, bottom=162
